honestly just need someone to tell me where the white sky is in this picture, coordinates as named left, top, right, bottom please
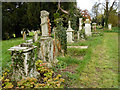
left=76, top=0, right=118, bottom=12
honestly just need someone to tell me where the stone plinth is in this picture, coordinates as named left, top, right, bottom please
left=8, top=43, right=37, bottom=80
left=67, top=21, right=74, bottom=43
left=85, top=19, right=91, bottom=36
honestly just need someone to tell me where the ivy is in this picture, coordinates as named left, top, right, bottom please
left=54, top=18, right=67, bottom=55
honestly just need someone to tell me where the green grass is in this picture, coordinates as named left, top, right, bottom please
left=57, top=34, right=103, bottom=87
left=103, top=27, right=119, bottom=33
left=77, top=33, right=118, bottom=88
left=57, top=31, right=118, bottom=88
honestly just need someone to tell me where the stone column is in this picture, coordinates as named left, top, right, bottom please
left=85, top=19, right=91, bottom=36
left=79, top=18, right=82, bottom=31
left=78, top=18, right=83, bottom=40
left=66, top=21, right=74, bottom=43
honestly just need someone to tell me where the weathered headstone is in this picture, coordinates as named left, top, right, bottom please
left=34, top=31, right=38, bottom=42
left=66, top=21, right=74, bottom=43
left=108, top=24, right=112, bottom=30
left=85, top=19, right=91, bottom=36
left=23, top=32, right=26, bottom=40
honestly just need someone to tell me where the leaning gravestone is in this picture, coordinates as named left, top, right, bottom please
left=108, top=24, right=112, bottom=30
left=23, top=31, right=26, bottom=40
left=85, top=19, right=91, bottom=36
left=66, top=21, right=74, bottom=43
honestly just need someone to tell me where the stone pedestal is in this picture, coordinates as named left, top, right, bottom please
left=85, top=19, right=91, bottom=36
left=8, top=43, right=37, bottom=80
left=108, top=24, right=112, bottom=30
left=67, top=21, right=74, bottom=43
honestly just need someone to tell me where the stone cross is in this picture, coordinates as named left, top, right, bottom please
left=66, top=21, right=74, bottom=43
left=40, top=10, right=49, bottom=37
left=23, top=32, right=26, bottom=40
left=85, top=19, right=91, bottom=36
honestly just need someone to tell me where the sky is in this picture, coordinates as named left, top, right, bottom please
left=76, top=0, right=118, bottom=13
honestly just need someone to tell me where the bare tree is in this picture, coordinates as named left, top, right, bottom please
left=104, top=0, right=117, bottom=27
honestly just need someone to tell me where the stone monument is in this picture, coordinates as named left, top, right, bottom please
left=38, top=10, right=59, bottom=65
left=85, top=19, right=91, bottom=36
left=66, top=21, right=74, bottom=43
left=8, top=43, right=37, bottom=80
left=78, top=18, right=83, bottom=40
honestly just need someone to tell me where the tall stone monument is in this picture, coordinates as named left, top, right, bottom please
left=66, top=21, right=74, bottom=43
left=85, top=19, right=91, bottom=36
left=38, top=10, right=59, bottom=65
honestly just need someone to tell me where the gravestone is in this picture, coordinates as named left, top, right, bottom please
left=85, top=19, right=91, bottom=36
left=8, top=43, right=37, bottom=80
left=108, top=24, right=112, bottom=30
left=92, top=23, right=96, bottom=31
left=34, top=31, right=38, bottom=42
left=23, top=32, right=26, bottom=40
left=66, top=21, right=74, bottom=43
left=78, top=18, right=83, bottom=40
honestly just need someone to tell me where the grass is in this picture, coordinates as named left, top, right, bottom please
left=56, top=28, right=118, bottom=88
left=77, top=33, right=118, bottom=88
left=57, top=33, right=103, bottom=87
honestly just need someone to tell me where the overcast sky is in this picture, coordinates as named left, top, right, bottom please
left=76, top=0, right=118, bottom=12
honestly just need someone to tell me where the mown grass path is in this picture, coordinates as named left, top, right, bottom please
left=79, top=33, right=118, bottom=88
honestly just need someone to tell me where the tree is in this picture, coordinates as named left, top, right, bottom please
left=104, top=0, right=117, bottom=27
left=92, top=2, right=101, bottom=23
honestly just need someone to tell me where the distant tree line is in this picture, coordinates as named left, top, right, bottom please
left=2, top=2, right=82, bottom=40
